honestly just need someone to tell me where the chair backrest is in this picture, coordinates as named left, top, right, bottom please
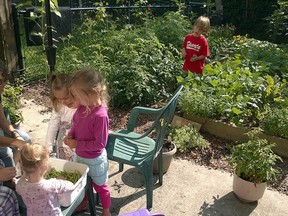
left=135, top=85, right=183, bottom=158
left=153, top=85, right=183, bottom=157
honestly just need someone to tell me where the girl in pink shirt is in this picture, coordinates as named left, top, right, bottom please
left=64, top=68, right=111, bottom=216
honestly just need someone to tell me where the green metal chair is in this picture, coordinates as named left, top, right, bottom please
left=106, top=85, right=183, bottom=210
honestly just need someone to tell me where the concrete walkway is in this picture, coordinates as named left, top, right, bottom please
left=19, top=100, right=288, bottom=216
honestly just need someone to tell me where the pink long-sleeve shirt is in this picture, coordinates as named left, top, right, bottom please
left=68, top=104, right=109, bottom=158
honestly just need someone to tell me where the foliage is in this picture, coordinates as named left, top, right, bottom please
left=2, top=84, right=24, bottom=125
left=56, top=14, right=184, bottom=108
left=261, top=107, right=288, bottom=139
left=229, top=128, right=282, bottom=184
left=18, top=0, right=61, bottom=47
left=221, top=0, right=278, bottom=41
left=178, top=55, right=287, bottom=127
left=144, top=11, right=191, bottom=49
left=19, top=7, right=288, bottom=137
left=177, top=83, right=218, bottom=118
left=168, top=125, right=210, bottom=153
left=17, top=0, right=61, bottom=81
left=206, top=24, right=235, bottom=61
left=231, top=35, right=288, bottom=79
left=21, top=46, right=49, bottom=82
left=265, top=0, right=288, bottom=44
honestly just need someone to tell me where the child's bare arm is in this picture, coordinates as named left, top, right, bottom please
left=182, top=48, right=187, bottom=59
left=190, top=54, right=206, bottom=62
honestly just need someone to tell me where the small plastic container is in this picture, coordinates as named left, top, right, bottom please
left=49, top=158, right=89, bottom=207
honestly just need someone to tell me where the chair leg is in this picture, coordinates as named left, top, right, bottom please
left=119, top=162, right=124, bottom=172
left=96, top=193, right=100, bottom=205
left=87, top=176, right=96, bottom=216
left=142, top=164, right=154, bottom=210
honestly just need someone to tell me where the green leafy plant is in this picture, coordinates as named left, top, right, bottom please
left=177, top=85, right=218, bottom=118
left=168, top=125, right=210, bottom=153
left=2, top=84, right=24, bottom=125
left=229, top=128, right=282, bottom=184
left=178, top=55, right=287, bottom=127
left=265, top=0, right=288, bottom=44
left=261, top=107, right=288, bottom=139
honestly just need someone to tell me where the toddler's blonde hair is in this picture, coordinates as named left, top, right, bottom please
left=194, top=16, right=210, bottom=35
left=20, top=143, right=49, bottom=174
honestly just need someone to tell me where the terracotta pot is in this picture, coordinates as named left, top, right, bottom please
left=153, top=142, right=177, bottom=174
left=233, top=173, right=267, bottom=202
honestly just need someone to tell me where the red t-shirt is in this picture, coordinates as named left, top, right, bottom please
left=182, top=34, right=210, bottom=74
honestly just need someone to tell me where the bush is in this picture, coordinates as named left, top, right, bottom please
left=178, top=85, right=218, bottom=118
left=2, top=84, right=24, bottom=125
left=261, top=107, right=288, bottom=139
left=168, top=125, right=210, bottom=153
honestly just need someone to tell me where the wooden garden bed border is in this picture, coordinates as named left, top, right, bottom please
left=172, top=115, right=288, bottom=158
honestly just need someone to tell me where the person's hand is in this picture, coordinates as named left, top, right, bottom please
left=64, top=136, right=77, bottom=149
left=12, top=139, right=25, bottom=150
left=190, top=54, right=198, bottom=62
left=16, top=136, right=24, bottom=141
left=0, top=166, right=16, bottom=181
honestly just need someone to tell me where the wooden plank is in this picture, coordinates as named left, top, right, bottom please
left=0, top=0, right=18, bottom=73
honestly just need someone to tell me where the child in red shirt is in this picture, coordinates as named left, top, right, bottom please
left=182, top=16, right=210, bottom=74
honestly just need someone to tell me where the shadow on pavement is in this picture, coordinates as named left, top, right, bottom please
left=198, top=192, right=257, bottom=216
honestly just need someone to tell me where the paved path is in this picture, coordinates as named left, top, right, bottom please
left=19, top=100, right=288, bottom=216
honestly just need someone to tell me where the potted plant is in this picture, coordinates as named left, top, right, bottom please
left=229, top=128, right=282, bottom=202
left=153, top=124, right=210, bottom=174
left=153, top=136, right=177, bottom=174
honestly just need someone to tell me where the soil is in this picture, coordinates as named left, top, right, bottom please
left=22, top=80, right=288, bottom=196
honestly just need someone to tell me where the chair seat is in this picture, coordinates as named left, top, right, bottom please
left=107, top=130, right=156, bottom=167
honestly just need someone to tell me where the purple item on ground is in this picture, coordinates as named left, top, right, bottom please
left=118, top=208, right=165, bottom=216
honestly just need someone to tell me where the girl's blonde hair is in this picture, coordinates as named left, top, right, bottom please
left=70, top=68, right=110, bottom=112
left=194, top=16, right=210, bottom=35
left=20, top=143, right=49, bottom=174
left=50, top=73, right=71, bottom=112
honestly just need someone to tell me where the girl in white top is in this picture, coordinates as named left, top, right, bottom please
left=45, top=74, right=77, bottom=161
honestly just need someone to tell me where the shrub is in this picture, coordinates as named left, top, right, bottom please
left=178, top=85, right=218, bottom=118
left=2, top=84, right=24, bottom=125
left=261, top=107, right=288, bottom=139
left=168, top=125, right=210, bottom=153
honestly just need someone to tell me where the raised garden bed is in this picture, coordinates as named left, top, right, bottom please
left=180, top=114, right=288, bottom=158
